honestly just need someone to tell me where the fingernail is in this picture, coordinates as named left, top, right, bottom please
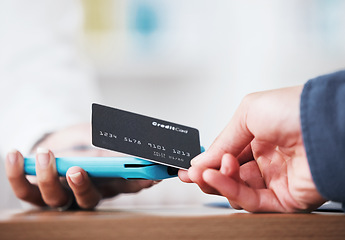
left=8, top=149, right=18, bottom=165
left=202, top=169, right=213, bottom=181
left=37, top=147, right=50, bottom=169
left=68, top=172, right=84, bottom=185
left=152, top=180, right=161, bottom=185
left=37, top=147, right=49, bottom=154
left=190, top=158, right=198, bottom=166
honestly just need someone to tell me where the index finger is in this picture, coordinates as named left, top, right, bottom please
left=5, top=150, right=45, bottom=206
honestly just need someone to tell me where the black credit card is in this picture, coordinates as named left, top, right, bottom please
left=91, top=103, right=201, bottom=169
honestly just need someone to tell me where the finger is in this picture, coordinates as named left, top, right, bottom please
left=178, top=169, right=193, bottom=183
left=224, top=159, right=265, bottom=209
left=35, top=148, right=70, bottom=208
left=220, top=154, right=240, bottom=180
left=237, top=144, right=254, bottom=165
left=219, top=154, right=242, bottom=209
left=239, top=161, right=266, bottom=189
left=191, top=142, right=253, bottom=171
left=219, top=152, right=265, bottom=189
left=5, top=150, right=45, bottom=206
left=203, top=168, right=285, bottom=212
left=66, top=167, right=101, bottom=209
left=191, top=151, right=222, bottom=169
left=188, top=166, right=219, bottom=195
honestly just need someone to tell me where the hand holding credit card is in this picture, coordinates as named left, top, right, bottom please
left=92, top=103, right=202, bottom=169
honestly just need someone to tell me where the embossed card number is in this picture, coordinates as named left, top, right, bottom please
left=91, top=103, right=201, bottom=169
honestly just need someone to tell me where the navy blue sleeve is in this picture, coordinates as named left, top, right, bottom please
left=300, top=70, right=345, bottom=210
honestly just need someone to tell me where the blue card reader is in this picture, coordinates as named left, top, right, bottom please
left=24, top=147, right=205, bottom=180
left=24, top=157, right=179, bottom=180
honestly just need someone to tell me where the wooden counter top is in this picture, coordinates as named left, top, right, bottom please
left=0, top=205, right=344, bottom=240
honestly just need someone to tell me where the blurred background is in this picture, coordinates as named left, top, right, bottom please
left=1, top=0, right=345, bottom=209
left=82, top=0, right=345, bottom=146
